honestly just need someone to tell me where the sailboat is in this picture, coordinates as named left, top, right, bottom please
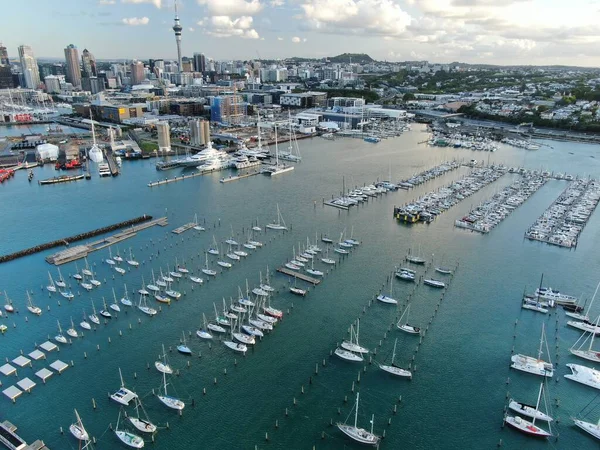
left=568, top=282, right=600, bottom=334
left=378, top=338, right=412, bottom=378
left=262, top=124, right=294, bottom=176
left=157, top=371, right=185, bottom=411
left=72, top=262, right=83, bottom=280
left=508, top=387, right=553, bottom=423
left=55, top=320, right=68, bottom=344
left=121, top=284, right=133, bottom=306
left=146, top=271, right=160, bottom=292
left=111, top=288, right=122, bottom=312
left=67, top=317, right=79, bottom=338
left=406, top=247, right=426, bottom=265
left=82, top=258, right=93, bottom=277
left=80, top=311, right=92, bottom=330
left=89, top=270, right=101, bottom=287
left=266, top=204, right=288, bottom=230
left=224, top=328, right=248, bottom=354
left=278, top=110, right=302, bottom=162
left=341, top=321, right=369, bottom=354
left=100, top=297, right=112, bottom=318
left=114, top=246, right=124, bottom=262
left=55, top=267, right=67, bottom=288
left=26, top=291, right=42, bottom=315
left=574, top=398, right=600, bottom=440
left=208, top=305, right=227, bottom=333
left=511, top=323, right=554, bottom=377
left=197, top=313, right=214, bottom=339
left=227, top=243, right=241, bottom=261
left=69, top=409, right=90, bottom=441
left=165, top=281, right=181, bottom=300
left=397, top=304, right=421, bottom=334
left=570, top=315, right=600, bottom=363
left=208, top=236, right=220, bottom=255
left=565, top=363, right=600, bottom=390
left=111, top=368, right=138, bottom=406
left=504, top=383, right=553, bottom=438
left=3, top=291, right=14, bottom=313
left=115, top=409, right=145, bottom=448
left=177, top=331, right=192, bottom=355
left=321, top=245, right=336, bottom=265
left=46, top=272, right=57, bottom=293
left=137, top=294, right=157, bottom=316
left=89, top=301, right=100, bottom=324
left=155, top=344, right=173, bottom=374
left=129, top=396, right=157, bottom=434
left=377, top=278, right=398, bottom=304
left=60, top=287, right=75, bottom=300
left=127, top=248, right=139, bottom=267
left=106, top=247, right=116, bottom=265
left=260, top=269, right=276, bottom=292
left=337, top=393, right=380, bottom=446
left=306, top=257, right=324, bottom=277
left=193, top=213, right=206, bottom=231
left=290, top=278, right=307, bottom=296
left=252, top=218, right=262, bottom=232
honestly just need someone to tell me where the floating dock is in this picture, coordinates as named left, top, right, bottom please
left=219, top=171, right=261, bottom=183
left=0, top=421, right=50, bottom=449
left=45, top=216, right=168, bottom=265
left=276, top=267, right=321, bottom=285
left=172, top=223, right=197, bottom=234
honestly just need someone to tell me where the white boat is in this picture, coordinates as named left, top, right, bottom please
left=508, top=398, right=553, bottom=422
left=376, top=278, right=398, bottom=305
left=435, top=266, right=452, bottom=275
left=111, top=288, right=122, bottom=312
left=337, top=393, right=380, bottom=446
left=262, top=125, right=295, bottom=176
left=242, top=324, right=264, bottom=337
left=565, top=363, right=600, bottom=390
left=106, top=247, right=116, bottom=265
left=397, top=304, right=420, bottom=335
left=60, top=289, right=75, bottom=300
left=334, top=247, right=349, bottom=255
left=217, top=260, right=232, bottom=268
left=155, top=344, right=173, bottom=374
left=55, top=320, right=68, bottom=344
left=113, top=247, right=124, bottom=262
left=26, top=291, right=41, bottom=315
left=114, top=266, right=126, bottom=275
left=55, top=267, right=67, bottom=288
left=535, top=286, right=577, bottom=306
left=111, top=368, right=138, bottom=406
left=100, top=298, right=112, bottom=318
left=570, top=314, right=600, bottom=363
left=73, top=262, right=83, bottom=280
left=522, top=298, right=548, bottom=314
left=121, top=284, right=133, bottom=306
left=379, top=339, right=412, bottom=378
left=193, top=214, right=206, bottom=231
left=197, top=313, right=214, bottom=339
left=321, top=246, right=336, bottom=265
left=424, top=279, right=445, bottom=288
left=208, top=236, right=220, bottom=255
left=157, top=371, right=185, bottom=410
left=224, top=340, right=247, bottom=354
left=69, top=408, right=89, bottom=442
left=177, top=331, right=192, bottom=355
left=67, top=318, right=79, bottom=338
left=129, top=397, right=157, bottom=434
left=137, top=294, right=157, bottom=316
left=511, top=323, right=554, bottom=377
left=290, top=286, right=307, bottom=296
left=80, top=312, right=91, bottom=330
left=568, top=319, right=600, bottom=335
left=504, top=383, right=553, bottom=438
left=335, top=347, right=364, bottom=362
left=190, top=275, right=203, bottom=284
left=89, top=301, right=100, bottom=324
left=574, top=417, right=600, bottom=440
left=395, top=268, right=416, bottom=282
left=341, top=321, right=369, bottom=354
left=80, top=279, right=93, bottom=291
left=285, top=262, right=300, bottom=270
left=306, top=258, right=324, bottom=277
left=82, top=258, right=93, bottom=276
left=127, top=248, right=139, bottom=267
left=115, top=410, right=144, bottom=448
left=46, top=272, right=57, bottom=293
left=266, top=204, right=288, bottom=230
left=249, top=318, right=272, bottom=331
left=202, top=252, right=217, bottom=276
left=278, top=111, right=303, bottom=162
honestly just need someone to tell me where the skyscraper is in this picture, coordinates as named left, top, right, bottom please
left=81, top=49, right=97, bottom=77
left=172, top=0, right=183, bottom=72
left=0, top=42, right=9, bottom=66
left=157, top=122, right=171, bottom=153
left=64, top=44, right=81, bottom=89
left=193, top=53, right=206, bottom=73
left=130, top=60, right=145, bottom=85
left=18, top=45, right=40, bottom=89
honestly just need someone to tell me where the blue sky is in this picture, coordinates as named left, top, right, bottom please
left=2, top=0, right=600, bottom=66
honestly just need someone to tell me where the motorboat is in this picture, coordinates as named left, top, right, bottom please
left=424, top=279, right=445, bottom=288
left=535, top=287, right=577, bottom=306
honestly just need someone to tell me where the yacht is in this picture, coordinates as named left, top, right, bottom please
left=535, top=287, right=578, bottom=306
left=197, top=152, right=233, bottom=172
left=98, top=162, right=111, bottom=177
left=565, top=363, right=600, bottom=390
left=173, top=142, right=223, bottom=167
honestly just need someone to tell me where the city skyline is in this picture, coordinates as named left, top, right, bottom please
left=1, top=0, right=600, bottom=67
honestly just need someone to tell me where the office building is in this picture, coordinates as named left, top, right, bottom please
left=181, top=57, right=192, bottom=72
left=190, top=118, right=208, bottom=146
left=81, top=49, right=97, bottom=77
left=0, top=65, right=14, bottom=89
left=64, top=44, right=81, bottom=89
left=157, top=121, right=171, bottom=153
left=18, top=45, right=40, bottom=89
left=130, top=60, right=145, bottom=85
left=0, top=42, right=9, bottom=65
left=44, top=75, right=61, bottom=93
left=193, top=53, right=206, bottom=73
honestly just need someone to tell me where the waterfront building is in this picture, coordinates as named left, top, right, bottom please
left=211, top=95, right=247, bottom=125
left=64, top=44, right=81, bottom=89
left=157, top=121, right=171, bottom=153
left=280, top=92, right=327, bottom=108
left=18, top=45, right=40, bottom=89
left=190, top=118, right=209, bottom=146
left=81, top=49, right=97, bottom=77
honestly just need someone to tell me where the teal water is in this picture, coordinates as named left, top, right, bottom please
left=0, top=125, right=599, bottom=449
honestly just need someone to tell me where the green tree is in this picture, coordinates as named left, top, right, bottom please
left=402, top=93, right=416, bottom=102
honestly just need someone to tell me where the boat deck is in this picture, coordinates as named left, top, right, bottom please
left=276, top=267, right=322, bottom=285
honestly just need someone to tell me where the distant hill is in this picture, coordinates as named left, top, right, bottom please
left=329, top=53, right=374, bottom=64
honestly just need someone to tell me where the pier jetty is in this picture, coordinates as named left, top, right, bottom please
left=0, top=215, right=160, bottom=265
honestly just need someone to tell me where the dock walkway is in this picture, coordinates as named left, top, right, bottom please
left=172, top=223, right=196, bottom=234
left=276, top=267, right=321, bottom=285
left=219, top=171, right=260, bottom=183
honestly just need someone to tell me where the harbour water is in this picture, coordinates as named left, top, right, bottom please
left=0, top=124, right=599, bottom=449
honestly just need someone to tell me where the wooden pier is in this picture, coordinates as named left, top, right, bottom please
left=45, top=216, right=168, bottom=265
left=276, top=267, right=321, bottom=285
left=219, top=171, right=261, bottom=183
left=172, top=223, right=197, bottom=234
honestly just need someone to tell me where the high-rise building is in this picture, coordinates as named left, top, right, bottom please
left=44, top=75, right=61, bottom=94
left=190, top=119, right=209, bottom=146
left=64, top=44, right=81, bottom=89
left=157, top=122, right=171, bottom=153
left=81, top=49, right=97, bottom=77
left=130, top=60, right=145, bottom=85
left=0, top=42, right=9, bottom=66
left=18, top=45, right=40, bottom=89
left=172, top=0, right=183, bottom=72
left=0, top=65, right=14, bottom=89
left=181, top=57, right=192, bottom=72
left=193, top=53, right=206, bottom=73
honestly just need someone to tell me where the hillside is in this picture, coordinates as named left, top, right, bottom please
left=329, top=53, right=374, bottom=64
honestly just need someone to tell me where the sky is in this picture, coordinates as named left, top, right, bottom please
left=2, top=0, right=600, bottom=66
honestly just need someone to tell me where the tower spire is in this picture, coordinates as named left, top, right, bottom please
left=172, top=0, right=183, bottom=73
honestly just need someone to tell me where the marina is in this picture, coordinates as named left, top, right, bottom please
left=1, top=124, right=600, bottom=450
left=455, top=174, right=547, bottom=233
left=525, top=178, right=600, bottom=248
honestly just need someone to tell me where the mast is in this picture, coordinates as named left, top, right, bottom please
left=274, top=124, right=279, bottom=166
left=256, top=111, right=262, bottom=151
left=288, top=110, right=293, bottom=152
left=589, top=314, right=600, bottom=352
left=118, top=367, right=125, bottom=387
left=533, top=382, right=543, bottom=427
left=354, top=393, right=359, bottom=428
left=536, top=273, right=544, bottom=303
left=537, top=323, right=545, bottom=360
left=392, top=338, right=397, bottom=364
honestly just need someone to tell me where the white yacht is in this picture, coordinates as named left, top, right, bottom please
left=197, top=151, right=233, bottom=172
left=510, top=324, right=554, bottom=377
left=535, top=287, right=577, bottom=306
left=565, top=363, right=600, bottom=390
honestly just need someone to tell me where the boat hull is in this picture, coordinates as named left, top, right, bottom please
left=504, top=415, right=551, bottom=438
left=337, top=424, right=380, bottom=446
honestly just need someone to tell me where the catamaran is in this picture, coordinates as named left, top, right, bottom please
left=511, top=323, right=554, bottom=377
left=341, top=321, right=369, bottom=354
left=397, top=304, right=420, bottom=334
left=129, top=396, right=157, bottom=434
left=115, top=409, right=145, bottom=448
left=504, top=382, right=553, bottom=438
left=155, top=344, right=173, bottom=374
left=379, top=338, right=412, bottom=378
left=111, top=368, right=138, bottom=406
left=337, top=393, right=380, bottom=446
left=266, top=204, right=288, bottom=230
left=69, top=408, right=89, bottom=442
left=377, top=278, right=398, bottom=304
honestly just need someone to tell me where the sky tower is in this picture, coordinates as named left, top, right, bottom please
left=172, top=0, right=183, bottom=72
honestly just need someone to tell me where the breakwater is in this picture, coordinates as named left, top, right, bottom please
left=0, top=215, right=153, bottom=264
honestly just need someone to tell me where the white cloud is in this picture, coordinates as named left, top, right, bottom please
left=122, top=0, right=162, bottom=7
left=300, top=0, right=412, bottom=37
left=277, top=37, right=284, bottom=41
left=270, top=0, right=284, bottom=5
left=189, top=27, right=195, bottom=31
left=291, top=36, right=301, bottom=43
left=99, top=0, right=116, bottom=4
left=122, top=16, right=150, bottom=25
left=204, top=15, right=260, bottom=39
left=197, top=0, right=263, bottom=15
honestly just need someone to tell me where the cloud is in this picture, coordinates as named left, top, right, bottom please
left=299, top=0, right=412, bottom=37
left=277, top=36, right=284, bottom=40
left=189, top=27, right=195, bottom=31
left=204, top=15, right=260, bottom=38
left=122, top=0, right=162, bottom=7
left=99, top=0, right=116, bottom=4
left=291, top=36, right=301, bottom=43
left=122, top=16, right=150, bottom=25
left=197, top=0, right=263, bottom=15
left=270, top=0, right=284, bottom=5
